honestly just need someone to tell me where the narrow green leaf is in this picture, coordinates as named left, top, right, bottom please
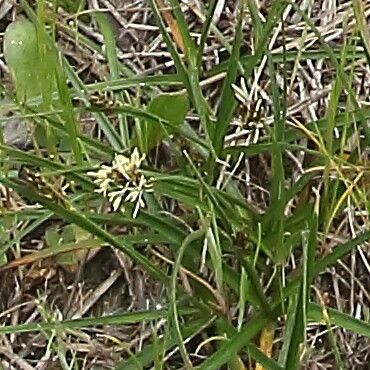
left=206, top=48, right=366, bottom=78
left=314, top=230, right=370, bottom=273
left=247, top=343, right=283, bottom=370
left=116, top=317, right=211, bottom=370
left=148, top=0, right=190, bottom=91
left=169, top=228, right=206, bottom=368
left=62, top=58, right=124, bottom=151
left=308, top=303, right=370, bottom=338
left=0, top=143, right=93, bottom=191
left=167, top=0, right=198, bottom=66
left=242, top=257, right=273, bottom=316
left=196, top=0, right=219, bottom=68
left=352, top=0, right=370, bottom=65
left=94, top=12, right=130, bottom=148
left=263, top=56, right=286, bottom=263
left=198, top=306, right=280, bottom=370
left=0, top=177, right=168, bottom=284
left=290, top=0, right=370, bottom=145
left=213, top=1, right=244, bottom=156
left=0, top=307, right=197, bottom=335
left=247, top=0, right=263, bottom=45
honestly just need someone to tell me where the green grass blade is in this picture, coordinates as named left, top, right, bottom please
left=243, top=0, right=287, bottom=79
left=290, top=0, right=370, bottom=145
left=0, top=307, right=198, bottom=335
left=263, top=55, right=286, bottom=263
left=246, top=0, right=263, bottom=45
left=167, top=0, right=197, bottom=65
left=0, top=177, right=169, bottom=284
left=314, top=230, right=370, bottom=274
left=62, top=58, right=124, bottom=151
left=0, top=75, right=182, bottom=112
left=198, top=306, right=280, bottom=370
left=196, top=0, right=219, bottom=69
left=242, top=257, right=273, bottom=316
left=148, top=0, right=189, bottom=90
left=150, top=0, right=215, bottom=155
left=169, top=228, right=205, bottom=368
left=90, top=104, right=210, bottom=151
left=0, top=211, right=53, bottom=258
left=0, top=143, right=94, bottom=190
left=206, top=47, right=366, bottom=77
left=247, top=343, right=283, bottom=370
left=284, top=203, right=318, bottom=368
left=94, top=12, right=129, bottom=148
left=116, top=317, right=212, bottom=370
left=352, top=0, right=370, bottom=65
left=308, top=303, right=370, bottom=338
left=277, top=293, right=299, bottom=366
left=213, top=1, right=244, bottom=156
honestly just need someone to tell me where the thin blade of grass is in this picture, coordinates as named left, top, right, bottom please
left=0, top=177, right=169, bottom=284
left=246, top=0, right=263, bottom=45
left=62, top=58, right=124, bottom=151
left=206, top=210, right=223, bottom=291
left=206, top=47, right=366, bottom=77
left=314, top=230, right=370, bottom=274
left=0, top=75, right=182, bottom=112
left=0, top=211, right=52, bottom=261
left=90, top=104, right=210, bottom=151
left=148, top=0, right=189, bottom=90
left=116, top=317, right=213, bottom=370
left=263, top=55, right=286, bottom=263
left=56, top=18, right=135, bottom=78
left=0, top=307, right=198, bottom=335
left=152, top=0, right=215, bottom=156
left=169, top=228, right=206, bottom=368
left=0, top=143, right=93, bottom=190
left=0, top=231, right=172, bottom=271
left=213, top=0, right=244, bottom=156
left=308, top=303, right=370, bottom=339
left=247, top=343, right=283, bottom=370
left=0, top=238, right=101, bottom=272
left=277, top=293, right=298, bottom=366
left=196, top=0, right=219, bottom=69
left=284, top=199, right=318, bottom=368
left=94, top=12, right=129, bottom=147
left=167, top=0, right=197, bottom=65
left=243, top=0, right=287, bottom=79
left=155, top=0, right=185, bottom=53
left=352, top=0, right=370, bottom=65
left=198, top=305, right=280, bottom=370
left=242, top=257, right=273, bottom=316
left=290, top=0, right=370, bottom=145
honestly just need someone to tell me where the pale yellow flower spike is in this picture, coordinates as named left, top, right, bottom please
left=88, top=148, right=153, bottom=218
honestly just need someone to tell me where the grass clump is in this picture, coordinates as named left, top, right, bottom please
left=0, top=1, right=369, bottom=369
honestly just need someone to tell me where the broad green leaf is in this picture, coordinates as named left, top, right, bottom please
left=3, top=19, right=41, bottom=102
left=141, top=93, right=190, bottom=152
left=45, top=229, right=61, bottom=247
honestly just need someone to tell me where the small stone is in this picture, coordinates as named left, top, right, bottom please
left=2, top=116, right=30, bottom=148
